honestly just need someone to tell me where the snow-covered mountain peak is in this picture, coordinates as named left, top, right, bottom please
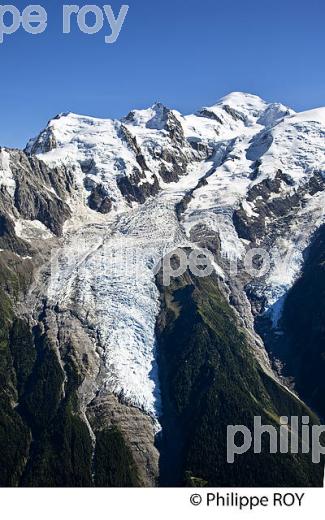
left=215, top=91, right=267, bottom=110
left=201, top=91, right=266, bottom=122
left=122, top=102, right=175, bottom=131
left=22, top=93, right=325, bottom=232
left=193, top=92, right=294, bottom=141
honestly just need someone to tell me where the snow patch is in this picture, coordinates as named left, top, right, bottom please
left=15, top=219, right=54, bottom=242
left=0, top=149, right=16, bottom=197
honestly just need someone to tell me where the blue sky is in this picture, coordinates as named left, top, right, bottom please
left=0, top=0, right=324, bottom=148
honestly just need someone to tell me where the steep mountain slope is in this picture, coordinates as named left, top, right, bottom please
left=156, top=268, right=322, bottom=487
left=0, top=92, right=324, bottom=486
left=259, top=224, right=325, bottom=421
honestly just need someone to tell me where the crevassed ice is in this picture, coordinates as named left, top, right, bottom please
left=48, top=197, right=189, bottom=418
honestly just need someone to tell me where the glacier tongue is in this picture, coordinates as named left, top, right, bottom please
left=47, top=196, right=191, bottom=419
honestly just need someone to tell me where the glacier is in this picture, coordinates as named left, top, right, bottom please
left=5, top=91, right=323, bottom=420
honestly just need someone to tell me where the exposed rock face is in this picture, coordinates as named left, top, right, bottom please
left=198, top=108, right=223, bottom=125
left=88, top=394, right=159, bottom=486
left=88, top=184, right=113, bottom=214
left=119, top=124, right=150, bottom=171
left=26, top=125, right=58, bottom=155
left=0, top=147, right=72, bottom=236
left=1, top=92, right=325, bottom=487
left=233, top=169, right=325, bottom=243
left=117, top=169, right=160, bottom=204
left=18, top=299, right=159, bottom=486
